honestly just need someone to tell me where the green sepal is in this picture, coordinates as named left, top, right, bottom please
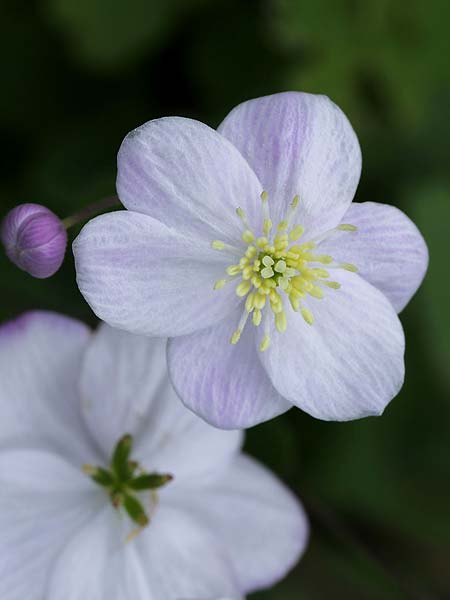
left=91, top=467, right=115, bottom=487
left=111, top=434, right=133, bottom=481
left=128, top=472, right=173, bottom=491
left=123, top=493, right=149, bottom=527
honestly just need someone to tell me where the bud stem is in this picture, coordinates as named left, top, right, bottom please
left=62, top=195, right=121, bottom=229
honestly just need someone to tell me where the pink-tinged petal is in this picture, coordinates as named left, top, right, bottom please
left=80, top=323, right=242, bottom=481
left=218, top=92, right=361, bottom=236
left=47, top=507, right=152, bottom=600
left=178, top=454, right=308, bottom=594
left=135, top=505, right=240, bottom=599
left=117, top=116, right=263, bottom=245
left=74, top=211, right=241, bottom=337
left=0, top=311, right=98, bottom=464
left=167, top=312, right=291, bottom=430
left=317, top=201, right=429, bottom=313
left=0, top=449, right=101, bottom=600
left=257, top=272, right=405, bottom=421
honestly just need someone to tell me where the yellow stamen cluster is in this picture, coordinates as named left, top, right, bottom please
left=212, top=192, right=357, bottom=351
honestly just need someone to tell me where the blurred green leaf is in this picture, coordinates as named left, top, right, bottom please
left=271, top=0, right=450, bottom=129
left=45, top=0, right=210, bottom=70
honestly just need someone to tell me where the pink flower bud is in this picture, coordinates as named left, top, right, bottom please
left=1, top=203, right=67, bottom=278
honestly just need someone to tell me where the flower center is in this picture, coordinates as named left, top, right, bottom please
left=83, top=434, right=172, bottom=538
left=212, top=192, right=358, bottom=352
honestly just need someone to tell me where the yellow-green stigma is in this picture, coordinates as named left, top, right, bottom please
left=83, top=434, right=173, bottom=536
left=212, top=192, right=358, bottom=351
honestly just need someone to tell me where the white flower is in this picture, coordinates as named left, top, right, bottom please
left=73, top=91, right=428, bottom=429
left=0, top=311, right=308, bottom=600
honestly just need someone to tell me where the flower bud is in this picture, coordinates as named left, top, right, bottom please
left=1, top=203, right=67, bottom=278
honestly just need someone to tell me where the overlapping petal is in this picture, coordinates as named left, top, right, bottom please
left=74, top=211, right=241, bottom=337
left=167, top=312, right=291, bottom=429
left=179, top=454, right=308, bottom=594
left=0, top=311, right=97, bottom=464
left=218, top=92, right=362, bottom=236
left=317, top=201, right=429, bottom=312
left=80, top=323, right=242, bottom=481
left=0, top=449, right=101, bottom=600
left=257, top=271, right=405, bottom=421
left=117, top=116, right=263, bottom=244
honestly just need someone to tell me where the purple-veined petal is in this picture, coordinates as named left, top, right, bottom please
left=80, top=323, right=242, bottom=481
left=117, top=116, right=263, bottom=244
left=317, top=201, right=429, bottom=313
left=257, top=271, right=405, bottom=421
left=218, top=92, right=361, bottom=236
left=0, top=311, right=98, bottom=464
left=0, top=449, right=101, bottom=600
left=177, top=454, right=308, bottom=594
left=74, top=211, right=241, bottom=337
left=167, top=312, right=291, bottom=429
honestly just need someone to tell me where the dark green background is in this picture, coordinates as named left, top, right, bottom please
left=1, top=0, right=449, bottom=597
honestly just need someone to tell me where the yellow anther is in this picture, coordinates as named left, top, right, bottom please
left=260, top=190, right=269, bottom=202
left=291, top=195, right=300, bottom=209
left=341, top=263, right=358, bottom=273
left=242, top=266, right=253, bottom=280
left=260, top=335, right=271, bottom=352
left=274, top=260, right=286, bottom=274
left=275, top=311, right=287, bottom=333
left=245, top=246, right=257, bottom=259
left=212, top=240, right=225, bottom=250
left=315, top=255, right=333, bottom=264
left=312, top=268, right=329, bottom=278
left=289, top=295, right=300, bottom=312
left=324, top=280, right=341, bottom=289
left=308, top=286, right=324, bottom=299
left=253, top=309, right=262, bottom=326
left=301, top=307, right=314, bottom=325
left=214, top=279, right=227, bottom=290
left=236, top=207, right=246, bottom=220
left=252, top=275, right=262, bottom=288
left=231, top=329, right=242, bottom=344
left=289, top=225, right=305, bottom=241
left=242, top=230, right=255, bottom=243
left=239, top=257, right=249, bottom=268
left=236, top=281, right=252, bottom=296
left=256, top=237, right=268, bottom=248
left=338, top=224, right=357, bottom=232
left=254, top=293, right=266, bottom=310
left=226, top=265, right=241, bottom=276
left=277, top=220, right=288, bottom=231
left=245, top=293, right=256, bottom=312
left=263, top=219, right=273, bottom=235
left=278, top=277, right=289, bottom=290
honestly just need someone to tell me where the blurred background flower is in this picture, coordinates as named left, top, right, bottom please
left=0, top=0, right=449, bottom=597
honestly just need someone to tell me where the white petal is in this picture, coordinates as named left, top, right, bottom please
left=258, top=271, right=405, bottom=420
left=317, top=201, right=429, bottom=312
left=80, top=323, right=242, bottom=482
left=47, top=507, right=152, bottom=600
left=218, top=92, right=361, bottom=236
left=167, top=313, right=291, bottom=429
left=74, top=211, right=240, bottom=337
left=134, top=505, right=240, bottom=599
left=117, top=116, right=263, bottom=245
left=0, top=449, right=101, bottom=600
left=0, top=311, right=98, bottom=464
left=177, top=454, right=308, bottom=594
